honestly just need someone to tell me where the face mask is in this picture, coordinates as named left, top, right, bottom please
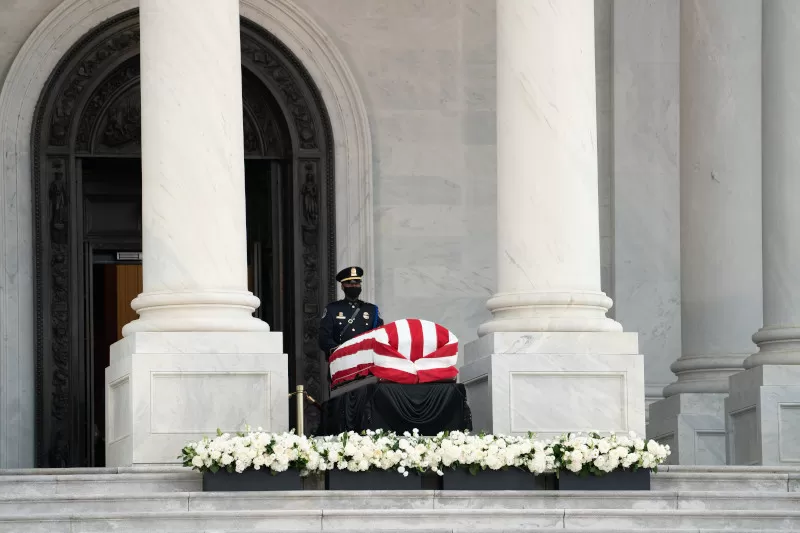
left=343, top=286, right=361, bottom=300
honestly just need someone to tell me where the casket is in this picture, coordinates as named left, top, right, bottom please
left=328, top=319, right=459, bottom=388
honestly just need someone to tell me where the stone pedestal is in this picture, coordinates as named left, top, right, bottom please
left=725, top=366, right=800, bottom=466
left=106, top=332, right=287, bottom=466
left=647, top=394, right=727, bottom=466
left=647, top=0, right=762, bottom=464
left=462, top=333, right=645, bottom=439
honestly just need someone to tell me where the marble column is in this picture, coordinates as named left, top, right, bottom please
left=477, top=0, right=620, bottom=336
left=123, top=0, right=266, bottom=335
left=726, top=0, right=800, bottom=465
left=648, top=0, right=762, bottom=465
left=461, top=0, right=645, bottom=440
left=105, top=0, right=287, bottom=466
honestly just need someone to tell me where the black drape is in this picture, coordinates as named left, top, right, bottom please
left=320, top=382, right=472, bottom=435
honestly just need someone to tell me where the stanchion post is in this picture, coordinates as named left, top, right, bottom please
left=296, top=384, right=304, bottom=435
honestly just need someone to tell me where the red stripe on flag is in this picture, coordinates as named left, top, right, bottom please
left=417, top=366, right=459, bottom=383
left=331, top=363, right=374, bottom=387
left=371, top=365, right=418, bottom=384
left=421, top=342, right=458, bottom=359
left=435, top=323, right=449, bottom=350
left=408, top=319, right=424, bottom=361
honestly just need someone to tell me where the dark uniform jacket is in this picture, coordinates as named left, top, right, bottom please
left=318, top=299, right=383, bottom=359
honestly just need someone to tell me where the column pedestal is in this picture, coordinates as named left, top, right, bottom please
left=647, top=394, right=727, bottom=466
left=725, top=366, right=800, bottom=466
left=106, top=332, right=287, bottom=466
left=462, top=333, right=645, bottom=439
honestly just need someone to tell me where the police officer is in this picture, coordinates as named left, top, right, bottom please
left=319, top=266, right=383, bottom=360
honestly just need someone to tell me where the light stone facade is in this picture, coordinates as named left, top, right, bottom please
left=0, top=0, right=794, bottom=468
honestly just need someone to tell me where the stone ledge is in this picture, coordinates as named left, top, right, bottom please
left=1, top=508, right=800, bottom=532
left=5, top=488, right=800, bottom=517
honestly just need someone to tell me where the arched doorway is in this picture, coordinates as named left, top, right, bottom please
left=32, top=9, right=335, bottom=467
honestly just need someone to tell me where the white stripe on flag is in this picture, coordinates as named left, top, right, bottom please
left=420, top=320, right=438, bottom=353
left=329, top=349, right=374, bottom=376
left=374, top=353, right=416, bottom=373
left=414, top=355, right=458, bottom=370
left=337, top=326, right=388, bottom=350
left=395, top=319, right=412, bottom=358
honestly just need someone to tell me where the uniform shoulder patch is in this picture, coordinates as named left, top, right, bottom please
left=321, top=307, right=327, bottom=318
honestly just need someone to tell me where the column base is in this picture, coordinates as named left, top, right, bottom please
left=477, top=291, right=623, bottom=336
left=460, top=332, right=645, bottom=439
left=647, top=393, right=727, bottom=465
left=105, top=331, right=288, bottom=467
left=122, top=290, right=270, bottom=335
left=725, top=365, right=800, bottom=465
left=745, top=326, right=800, bottom=368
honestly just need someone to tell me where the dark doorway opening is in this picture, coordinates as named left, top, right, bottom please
left=78, top=157, right=291, bottom=466
left=33, top=10, right=335, bottom=467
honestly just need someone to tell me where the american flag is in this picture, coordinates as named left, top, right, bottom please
left=329, top=319, right=459, bottom=388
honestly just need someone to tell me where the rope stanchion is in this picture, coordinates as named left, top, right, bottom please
left=287, top=385, right=324, bottom=434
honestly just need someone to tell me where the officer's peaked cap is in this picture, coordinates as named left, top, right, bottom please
left=336, top=266, right=363, bottom=283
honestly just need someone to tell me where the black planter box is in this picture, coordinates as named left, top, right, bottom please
left=441, top=468, right=550, bottom=490
left=202, top=468, right=304, bottom=492
left=555, top=468, right=651, bottom=491
left=326, top=469, right=440, bottom=490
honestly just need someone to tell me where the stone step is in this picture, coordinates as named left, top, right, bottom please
left=1, top=466, right=798, bottom=496
left=651, top=471, right=797, bottom=492
left=0, top=468, right=200, bottom=496
left=2, top=490, right=800, bottom=516
left=1, top=509, right=800, bottom=532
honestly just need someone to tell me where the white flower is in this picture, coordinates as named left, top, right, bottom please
left=597, top=440, right=611, bottom=454
left=622, top=452, right=639, bottom=468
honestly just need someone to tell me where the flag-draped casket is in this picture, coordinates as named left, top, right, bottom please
left=328, top=319, right=459, bottom=387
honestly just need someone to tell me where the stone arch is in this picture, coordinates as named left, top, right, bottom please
left=0, top=0, right=373, bottom=468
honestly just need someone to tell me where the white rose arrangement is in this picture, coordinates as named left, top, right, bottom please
left=180, top=427, right=670, bottom=477
left=550, top=431, right=670, bottom=477
left=180, top=427, right=316, bottom=474
left=427, top=431, right=556, bottom=475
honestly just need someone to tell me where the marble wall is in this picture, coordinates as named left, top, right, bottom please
left=0, top=0, right=65, bottom=469
left=294, top=0, right=496, bottom=346
left=0, top=0, right=63, bottom=83
left=612, top=0, right=681, bottom=407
